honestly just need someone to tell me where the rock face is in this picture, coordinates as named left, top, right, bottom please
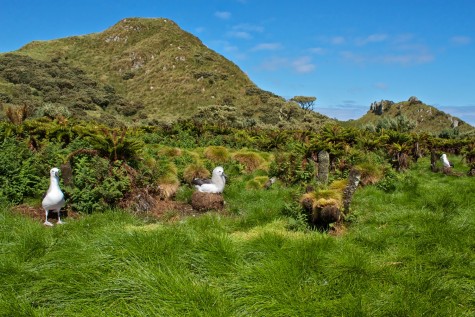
left=342, top=168, right=361, bottom=214
left=191, top=191, right=224, bottom=211
left=408, top=96, right=422, bottom=104
left=369, top=100, right=394, bottom=115
left=317, top=150, right=330, bottom=184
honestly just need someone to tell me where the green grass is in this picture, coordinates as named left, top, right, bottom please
left=1, top=161, right=474, bottom=316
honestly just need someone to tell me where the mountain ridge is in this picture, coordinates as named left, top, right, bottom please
left=1, top=17, right=472, bottom=134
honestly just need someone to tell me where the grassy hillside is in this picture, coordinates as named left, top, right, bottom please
left=1, top=158, right=474, bottom=316
left=0, top=18, right=330, bottom=129
left=347, top=97, right=474, bottom=135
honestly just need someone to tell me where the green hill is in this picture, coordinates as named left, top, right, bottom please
left=1, top=17, right=472, bottom=134
left=346, top=97, right=473, bottom=135
left=0, top=17, right=330, bottom=129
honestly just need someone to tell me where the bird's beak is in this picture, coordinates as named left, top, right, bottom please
left=223, top=172, right=228, bottom=179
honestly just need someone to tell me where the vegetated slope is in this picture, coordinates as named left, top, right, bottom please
left=0, top=53, right=138, bottom=126
left=1, top=17, right=331, bottom=128
left=348, top=97, right=474, bottom=135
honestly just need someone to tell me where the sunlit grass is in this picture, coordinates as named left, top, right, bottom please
left=1, top=161, right=474, bottom=316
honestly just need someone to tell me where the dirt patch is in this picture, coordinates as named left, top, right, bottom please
left=11, top=204, right=81, bottom=224
left=143, top=200, right=198, bottom=219
left=328, top=222, right=347, bottom=236
left=11, top=199, right=203, bottom=224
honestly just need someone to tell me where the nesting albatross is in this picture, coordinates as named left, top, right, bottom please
left=192, top=166, right=227, bottom=193
left=441, top=153, right=453, bottom=168
left=42, top=167, right=66, bottom=226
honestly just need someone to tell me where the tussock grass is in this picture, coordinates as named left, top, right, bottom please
left=1, top=161, right=474, bottom=316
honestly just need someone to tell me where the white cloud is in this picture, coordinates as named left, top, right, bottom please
left=355, top=33, right=388, bottom=46
left=341, top=50, right=434, bottom=65
left=215, top=11, right=231, bottom=20
left=258, top=56, right=315, bottom=74
left=227, top=23, right=264, bottom=40
left=259, top=57, right=288, bottom=71
left=232, top=23, right=264, bottom=33
left=223, top=44, right=239, bottom=53
left=330, top=36, right=346, bottom=45
left=308, top=47, right=325, bottom=54
left=291, top=56, right=315, bottom=73
left=374, top=82, right=388, bottom=90
left=227, top=31, right=252, bottom=39
left=451, top=35, right=472, bottom=45
left=381, top=53, right=434, bottom=64
left=340, top=51, right=366, bottom=64
left=252, top=42, right=283, bottom=51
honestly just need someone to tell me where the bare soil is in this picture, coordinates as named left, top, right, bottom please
left=11, top=199, right=199, bottom=224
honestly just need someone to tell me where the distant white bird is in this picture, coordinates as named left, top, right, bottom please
left=192, top=166, right=227, bottom=193
left=42, top=167, right=66, bottom=226
left=264, top=177, right=277, bottom=190
left=440, top=154, right=453, bottom=168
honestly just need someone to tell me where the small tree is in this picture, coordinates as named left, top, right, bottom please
left=290, top=96, right=316, bottom=112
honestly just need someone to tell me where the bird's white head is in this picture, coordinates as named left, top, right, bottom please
left=50, top=167, right=60, bottom=178
left=213, top=166, right=226, bottom=177
left=211, top=166, right=227, bottom=184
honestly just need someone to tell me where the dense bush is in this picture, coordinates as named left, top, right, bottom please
left=0, top=138, right=43, bottom=204
left=0, top=117, right=473, bottom=214
left=67, top=156, right=131, bottom=213
left=0, top=53, right=138, bottom=124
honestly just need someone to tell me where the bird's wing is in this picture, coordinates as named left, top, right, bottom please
left=192, top=178, right=213, bottom=186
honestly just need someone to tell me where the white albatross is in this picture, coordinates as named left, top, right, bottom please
left=42, top=167, right=66, bottom=226
left=192, top=166, right=227, bottom=193
left=441, top=153, right=453, bottom=168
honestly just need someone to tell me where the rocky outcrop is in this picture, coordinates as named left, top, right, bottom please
left=342, top=168, right=361, bottom=214
left=369, top=100, right=394, bottom=115
left=317, top=150, right=330, bottom=184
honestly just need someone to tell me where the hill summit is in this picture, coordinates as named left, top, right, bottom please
left=0, top=17, right=330, bottom=128
left=348, top=96, right=473, bottom=135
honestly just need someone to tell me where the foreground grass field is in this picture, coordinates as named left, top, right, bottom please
left=1, top=160, right=474, bottom=316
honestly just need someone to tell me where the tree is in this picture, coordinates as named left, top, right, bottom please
left=290, top=96, right=316, bottom=112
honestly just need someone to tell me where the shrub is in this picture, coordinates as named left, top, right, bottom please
left=183, top=163, right=210, bottom=184
left=269, top=152, right=315, bottom=185
left=203, top=146, right=230, bottom=163
left=245, top=176, right=269, bottom=190
left=67, top=156, right=131, bottom=213
left=0, top=138, right=43, bottom=204
left=158, top=146, right=182, bottom=157
left=36, top=103, right=71, bottom=119
left=232, top=151, right=265, bottom=173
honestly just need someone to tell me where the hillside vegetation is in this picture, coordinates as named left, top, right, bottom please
left=1, top=156, right=474, bottom=316
left=0, top=96, right=474, bottom=316
left=0, top=18, right=331, bottom=129
left=347, top=97, right=473, bottom=136
left=1, top=17, right=472, bottom=134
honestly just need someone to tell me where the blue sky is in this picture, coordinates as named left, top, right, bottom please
left=1, top=0, right=474, bottom=125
